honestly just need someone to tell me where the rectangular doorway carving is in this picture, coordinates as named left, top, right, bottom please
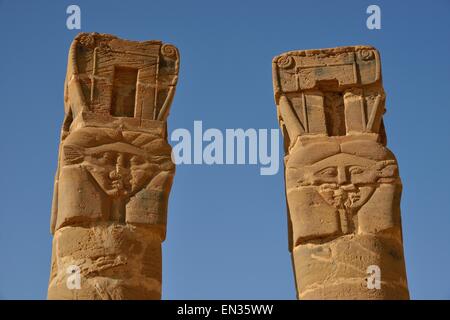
left=111, top=66, right=138, bottom=117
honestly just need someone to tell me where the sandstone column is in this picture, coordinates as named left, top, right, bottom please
left=48, top=33, right=179, bottom=299
left=272, top=46, right=409, bottom=299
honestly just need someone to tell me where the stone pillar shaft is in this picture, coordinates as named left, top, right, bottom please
left=48, top=33, right=179, bottom=300
left=272, top=46, right=409, bottom=299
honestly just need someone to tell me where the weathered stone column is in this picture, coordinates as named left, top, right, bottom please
left=272, top=46, right=409, bottom=299
left=48, top=33, right=179, bottom=299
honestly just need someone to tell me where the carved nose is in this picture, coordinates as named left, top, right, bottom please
left=337, top=167, right=348, bottom=185
left=109, top=170, right=119, bottom=179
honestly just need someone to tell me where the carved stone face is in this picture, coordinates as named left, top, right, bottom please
left=63, top=143, right=159, bottom=199
left=285, top=139, right=400, bottom=245
left=296, top=153, right=398, bottom=210
left=54, top=127, right=175, bottom=231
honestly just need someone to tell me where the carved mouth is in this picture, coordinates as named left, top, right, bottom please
left=318, top=184, right=374, bottom=210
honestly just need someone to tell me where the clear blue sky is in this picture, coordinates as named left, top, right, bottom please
left=0, top=0, right=449, bottom=299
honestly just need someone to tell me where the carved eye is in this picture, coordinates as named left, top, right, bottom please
left=349, top=166, right=364, bottom=175
left=130, top=156, right=144, bottom=166
left=102, top=152, right=115, bottom=161
left=316, top=167, right=337, bottom=177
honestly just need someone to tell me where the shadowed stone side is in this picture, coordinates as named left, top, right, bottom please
left=272, top=46, right=409, bottom=299
left=48, top=33, right=179, bottom=300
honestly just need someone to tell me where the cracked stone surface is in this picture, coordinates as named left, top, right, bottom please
left=272, top=45, right=409, bottom=299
